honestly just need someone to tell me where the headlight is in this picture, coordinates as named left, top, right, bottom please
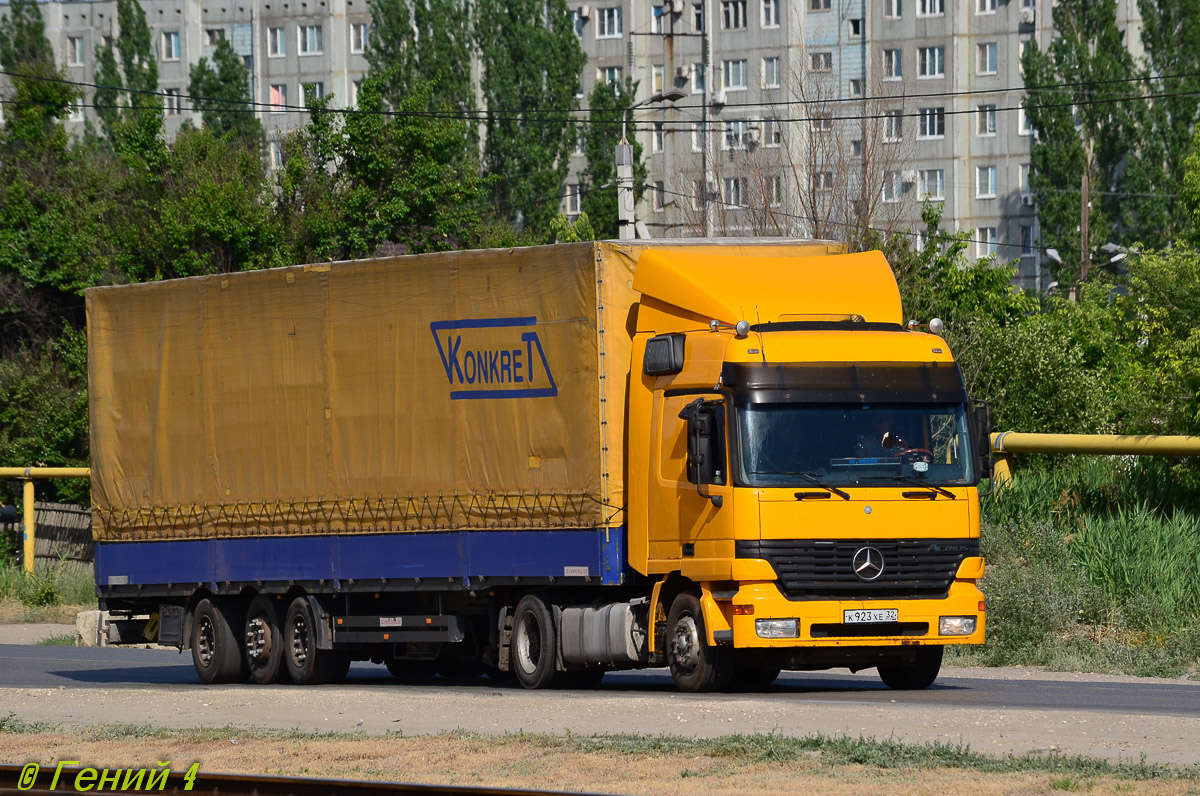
left=755, top=618, right=799, bottom=638
left=939, top=616, right=977, bottom=636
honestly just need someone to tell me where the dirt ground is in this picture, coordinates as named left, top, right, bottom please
left=0, top=733, right=1193, bottom=796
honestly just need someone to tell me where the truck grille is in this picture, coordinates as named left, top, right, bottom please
left=735, top=538, right=979, bottom=600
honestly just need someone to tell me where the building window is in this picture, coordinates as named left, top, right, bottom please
left=653, top=181, right=666, bottom=211
left=764, top=118, right=781, bottom=146
left=691, top=63, right=706, bottom=93
left=653, top=121, right=665, bottom=152
left=811, top=170, right=834, bottom=193
left=882, top=171, right=902, bottom=203
left=161, top=31, right=180, bottom=61
left=849, top=78, right=863, bottom=97
left=650, top=6, right=665, bottom=34
left=351, top=79, right=363, bottom=107
left=977, top=104, right=997, bottom=135
left=693, top=2, right=705, bottom=31
left=1020, top=225, right=1035, bottom=256
left=599, top=65, right=621, bottom=86
left=810, top=52, right=833, bottom=72
left=763, top=56, right=780, bottom=88
left=299, top=25, right=322, bottom=54
left=573, top=9, right=587, bottom=36
left=67, top=36, right=84, bottom=66
left=919, top=168, right=944, bottom=200
left=883, top=49, right=902, bottom=80
left=810, top=0, right=831, bottom=10
left=762, top=0, right=780, bottom=28
left=977, top=42, right=998, bottom=75
left=1019, top=163, right=1032, bottom=192
left=723, top=59, right=748, bottom=90
left=205, top=28, right=225, bottom=47
left=1018, top=107, right=1033, bottom=135
left=721, top=0, right=747, bottom=29
left=303, top=82, right=325, bottom=103
left=351, top=22, right=368, bottom=53
left=164, top=87, right=181, bottom=115
left=977, top=0, right=997, bottom=13
left=884, top=0, right=901, bottom=19
left=976, top=227, right=998, bottom=258
left=268, top=27, right=285, bottom=57
left=877, top=109, right=899, bottom=141
left=693, top=179, right=707, bottom=209
left=724, top=118, right=749, bottom=149
left=270, top=83, right=288, bottom=112
left=917, top=0, right=944, bottom=17
left=851, top=139, right=863, bottom=156
left=811, top=114, right=832, bottom=134
left=68, top=97, right=84, bottom=121
left=652, top=64, right=664, bottom=92
left=918, top=47, right=945, bottom=78
left=598, top=7, right=623, bottom=38
left=769, top=175, right=783, bottom=207
left=270, top=141, right=283, bottom=169
left=564, top=184, right=581, bottom=216
left=976, top=165, right=997, bottom=198
left=918, top=106, right=945, bottom=138
left=724, top=177, right=745, bottom=208
left=849, top=18, right=863, bottom=36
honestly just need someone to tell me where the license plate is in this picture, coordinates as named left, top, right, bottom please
left=843, top=609, right=898, bottom=624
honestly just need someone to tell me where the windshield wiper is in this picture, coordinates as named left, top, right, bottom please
left=794, top=472, right=850, bottom=500
left=892, top=476, right=956, bottom=499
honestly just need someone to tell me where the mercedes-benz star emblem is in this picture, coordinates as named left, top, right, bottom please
left=852, top=546, right=885, bottom=582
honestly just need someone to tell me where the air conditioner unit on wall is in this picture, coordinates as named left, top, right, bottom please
left=578, top=5, right=591, bottom=19
left=1021, top=192, right=1035, bottom=206
left=1019, top=6, right=1035, bottom=24
left=672, top=0, right=686, bottom=14
left=901, top=169, right=918, bottom=184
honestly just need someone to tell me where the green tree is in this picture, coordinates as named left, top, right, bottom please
left=1022, top=0, right=1141, bottom=281
left=475, top=0, right=585, bottom=235
left=0, top=0, right=76, bottom=148
left=92, top=0, right=161, bottom=146
left=580, top=79, right=646, bottom=239
left=187, top=38, right=264, bottom=143
left=366, top=0, right=474, bottom=115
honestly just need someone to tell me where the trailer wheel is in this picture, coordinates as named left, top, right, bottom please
left=191, top=598, right=247, bottom=684
left=510, top=595, right=558, bottom=689
left=666, top=591, right=733, bottom=693
left=878, top=646, right=943, bottom=690
left=283, top=596, right=350, bottom=685
left=244, top=594, right=289, bottom=685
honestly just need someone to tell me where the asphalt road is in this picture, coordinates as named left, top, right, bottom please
left=3, top=644, right=1199, bottom=764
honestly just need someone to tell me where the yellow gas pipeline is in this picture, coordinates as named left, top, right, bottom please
left=990, top=432, right=1200, bottom=488
left=0, top=467, right=90, bottom=574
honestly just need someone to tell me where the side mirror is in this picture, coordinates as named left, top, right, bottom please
left=971, top=399, right=992, bottom=480
left=678, top=398, right=725, bottom=507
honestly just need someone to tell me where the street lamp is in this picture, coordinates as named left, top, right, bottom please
left=617, top=88, right=687, bottom=240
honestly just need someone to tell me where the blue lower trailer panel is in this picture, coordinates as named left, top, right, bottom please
left=95, top=527, right=627, bottom=589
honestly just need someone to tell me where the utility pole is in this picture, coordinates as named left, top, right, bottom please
left=1077, top=137, right=1092, bottom=301
left=618, top=88, right=687, bottom=241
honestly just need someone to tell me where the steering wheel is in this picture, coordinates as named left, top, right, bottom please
left=898, top=447, right=933, bottom=466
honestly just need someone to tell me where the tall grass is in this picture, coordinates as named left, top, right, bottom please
left=948, top=458, right=1200, bottom=677
left=0, top=559, right=96, bottom=608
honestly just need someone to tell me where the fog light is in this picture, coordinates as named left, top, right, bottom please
left=755, top=618, right=799, bottom=638
left=939, top=616, right=977, bottom=636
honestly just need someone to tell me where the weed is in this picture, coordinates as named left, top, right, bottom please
left=36, top=633, right=75, bottom=646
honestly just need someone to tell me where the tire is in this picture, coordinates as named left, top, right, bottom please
left=244, top=594, right=289, bottom=685
left=510, top=595, right=559, bottom=689
left=283, top=596, right=350, bottom=685
left=191, top=598, right=248, bottom=685
left=666, top=591, right=734, bottom=693
left=878, top=646, right=943, bottom=690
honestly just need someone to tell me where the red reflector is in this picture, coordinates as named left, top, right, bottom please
left=732, top=605, right=754, bottom=615
left=979, top=601, right=987, bottom=612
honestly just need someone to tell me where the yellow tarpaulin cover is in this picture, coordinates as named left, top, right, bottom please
left=87, top=239, right=837, bottom=542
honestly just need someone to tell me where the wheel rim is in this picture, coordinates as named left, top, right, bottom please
left=196, top=615, right=216, bottom=668
left=514, top=612, right=541, bottom=675
left=246, top=614, right=269, bottom=663
left=671, top=613, right=701, bottom=676
left=290, top=612, right=310, bottom=667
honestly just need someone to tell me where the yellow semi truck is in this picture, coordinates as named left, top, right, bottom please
left=88, top=240, right=989, bottom=691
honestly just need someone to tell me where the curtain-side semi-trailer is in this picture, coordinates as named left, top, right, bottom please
left=88, top=240, right=991, bottom=692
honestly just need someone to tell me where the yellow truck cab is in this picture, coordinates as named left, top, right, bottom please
left=628, top=248, right=989, bottom=691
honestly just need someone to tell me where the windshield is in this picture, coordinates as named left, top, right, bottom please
left=736, top=403, right=975, bottom=487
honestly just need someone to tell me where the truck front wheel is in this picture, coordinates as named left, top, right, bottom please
left=283, top=596, right=350, bottom=685
left=666, top=591, right=733, bottom=693
left=878, top=646, right=943, bottom=690
left=191, top=598, right=248, bottom=684
left=510, top=595, right=558, bottom=689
